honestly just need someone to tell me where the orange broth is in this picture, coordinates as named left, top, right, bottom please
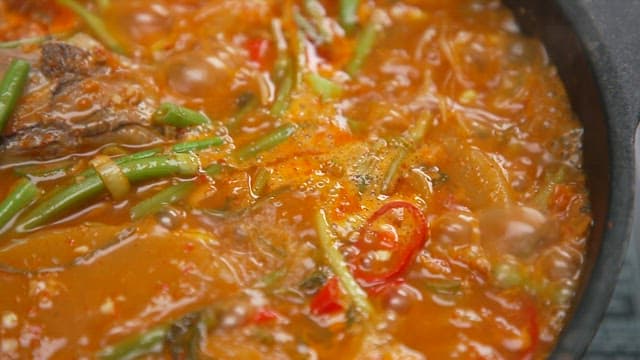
left=0, top=1, right=592, bottom=359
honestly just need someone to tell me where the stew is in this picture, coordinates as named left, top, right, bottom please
left=0, top=0, right=592, bottom=359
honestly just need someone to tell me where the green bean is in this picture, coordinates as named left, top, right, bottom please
left=315, top=208, right=373, bottom=317
left=98, top=325, right=168, bottom=360
left=153, top=102, right=211, bottom=128
left=339, top=0, right=360, bottom=32
left=306, top=73, right=343, bottom=101
left=345, top=21, right=377, bottom=76
left=270, top=60, right=295, bottom=117
left=172, top=137, right=223, bottom=153
left=78, top=149, right=160, bottom=179
left=130, top=182, right=195, bottom=220
left=19, top=154, right=199, bottom=231
left=204, top=163, right=224, bottom=177
left=0, top=59, right=30, bottom=132
left=0, top=179, right=40, bottom=231
left=56, top=0, right=124, bottom=54
left=234, top=123, right=297, bottom=161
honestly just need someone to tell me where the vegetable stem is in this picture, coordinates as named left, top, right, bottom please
left=172, top=137, right=224, bottom=153
left=98, top=326, right=168, bottom=360
left=339, top=0, right=360, bottom=32
left=153, top=103, right=211, bottom=128
left=19, top=154, right=199, bottom=231
left=0, top=59, right=30, bottom=132
left=306, top=73, right=343, bottom=100
left=315, top=209, right=373, bottom=317
left=0, top=179, right=40, bottom=231
left=345, top=21, right=377, bottom=76
left=130, top=182, right=195, bottom=220
left=56, top=0, right=125, bottom=54
left=234, top=123, right=297, bottom=161
left=270, top=60, right=295, bottom=117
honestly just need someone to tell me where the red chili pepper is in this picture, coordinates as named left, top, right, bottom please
left=352, top=201, right=428, bottom=286
left=310, top=277, right=344, bottom=315
left=250, top=307, right=280, bottom=325
left=245, top=38, right=269, bottom=66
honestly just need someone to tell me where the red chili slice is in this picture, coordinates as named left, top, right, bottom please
left=352, top=201, right=428, bottom=286
left=310, top=277, right=344, bottom=315
left=245, top=38, right=269, bottom=66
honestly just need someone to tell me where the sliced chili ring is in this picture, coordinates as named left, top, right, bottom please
left=352, top=201, right=428, bottom=286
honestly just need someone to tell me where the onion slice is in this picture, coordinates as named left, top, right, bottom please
left=90, top=155, right=131, bottom=200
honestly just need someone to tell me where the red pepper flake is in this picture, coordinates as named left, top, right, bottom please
left=310, top=277, right=344, bottom=315
left=245, top=38, right=270, bottom=66
left=250, top=308, right=280, bottom=325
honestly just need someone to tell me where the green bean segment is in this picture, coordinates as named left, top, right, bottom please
left=130, top=182, right=195, bottom=220
left=172, top=137, right=224, bottom=153
left=345, top=21, right=378, bottom=76
left=315, top=209, right=373, bottom=317
left=153, top=103, right=211, bottom=128
left=306, top=73, right=343, bottom=100
left=234, top=123, right=297, bottom=161
left=0, top=179, right=40, bottom=231
left=56, top=0, right=125, bottom=54
left=19, top=155, right=199, bottom=231
left=0, top=59, right=30, bottom=132
left=339, top=0, right=361, bottom=32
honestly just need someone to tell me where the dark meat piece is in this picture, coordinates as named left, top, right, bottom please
left=0, top=36, right=168, bottom=163
left=40, top=42, right=91, bottom=78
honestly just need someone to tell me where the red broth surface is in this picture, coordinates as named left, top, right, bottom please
left=0, top=1, right=592, bottom=359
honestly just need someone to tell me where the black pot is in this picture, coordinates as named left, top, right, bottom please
left=503, top=0, right=639, bottom=358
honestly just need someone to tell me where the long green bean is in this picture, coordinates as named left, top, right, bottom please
left=345, top=21, right=377, bottom=76
left=130, top=182, right=195, bottom=220
left=153, top=102, right=211, bottom=128
left=270, top=60, right=295, bottom=117
left=234, top=123, right=297, bottom=161
left=339, top=0, right=360, bottom=32
left=306, top=73, right=343, bottom=100
left=77, top=149, right=160, bottom=179
left=172, top=137, right=223, bottom=153
left=98, top=325, right=168, bottom=360
left=0, top=179, right=40, bottom=231
left=315, top=208, right=373, bottom=317
left=19, top=154, right=199, bottom=231
left=56, top=0, right=124, bottom=54
left=0, top=59, right=30, bottom=132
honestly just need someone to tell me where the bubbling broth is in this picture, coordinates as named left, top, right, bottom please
left=0, top=0, right=592, bottom=359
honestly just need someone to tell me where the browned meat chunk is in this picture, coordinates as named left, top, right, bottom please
left=0, top=37, right=167, bottom=163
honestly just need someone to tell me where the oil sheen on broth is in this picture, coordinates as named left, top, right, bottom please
left=0, top=0, right=592, bottom=359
